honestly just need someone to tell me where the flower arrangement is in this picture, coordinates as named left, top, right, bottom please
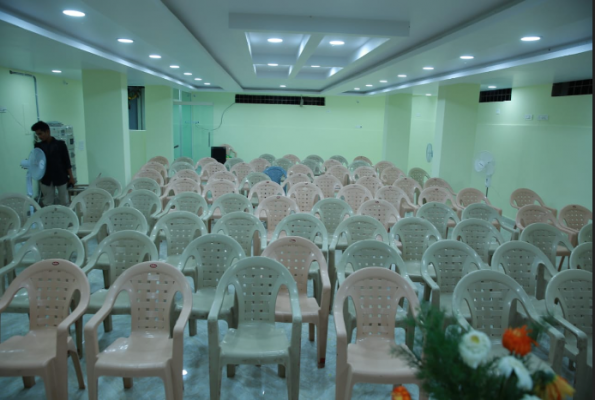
left=392, top=303, right=574, bottom=400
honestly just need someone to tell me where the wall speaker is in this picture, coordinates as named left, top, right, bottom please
left=211, top=146, right=226, bottom=164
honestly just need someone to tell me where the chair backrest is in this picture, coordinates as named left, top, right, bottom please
left=421, top=240, right=485, bottom=295
left=374, top=160, right=395, bottom=177
left=150, top=211, right=208, bottom=257
left=393, top=177, right=422, bottom=204
left=380, top=166, right=406, bottom=186
left=283, top=154, right=301, bottom=164
left=323, top=159, right=342, bottom=172
left=520, top=223, right=573, bottom=266
left=579, top=223, right=593, bottom=244
left=230, top=162, right=255, bottom=185
left=461, top=203, right=506, bottom=226
left=148, top=156, right=169, bottom=169
left=337, top=184, right=373, bottom=213
left=209, top=193, right=253, bottom=216
left=70, top=188, right=114, bottom=224
left=416, top=201, right=460, bottom=239
left=160, top=192, right=208, bottom=218
left=212, top=212, right=267, bottom=256
left=287, top=164, right=314, bottom=180
left=515, top=204, right=558, bottom=231
left=336, top=240, right=408, bottom=284
left=313, top=174, right=342, bottom=199
left=119, top=177, right=162, bottom=197
left=171, top=169, right=201, bottom=184
left=18, top=205, right=79, bottom=236
left=408, top=167, right=430, bottom=187
left=418, top=186, right=457, bottom=208
left=301, top=159, right=321, bottom=175
left=452, top=270, right=538, bottom=339
left=91, top=207, right=149, bottom=240
left=353, top=155, right=372, bottom=165
left=545, top=269, right=592, bottom=335
left=216, top=257, right=299, bottom=326
left=90, top=177, right=122, bottom=197
left=134, top=168, right=165, bottom=186
left=355, top=176, right=383, bottom=197
left=305, top=154, right=324, bottom=165
left=273, top=158, right=294, bottom=172
left=311, top=198, right=354, bottom=237
left=330, top=155, right=349, bottom=167
left=0, top=205, right=20, bottom=238
left=282, top=173, right=312, bottom=192
left=348, top=160, right=371, bottom=173
left=197, top=157, right=217, bottom=170
left=569, top=242, right=592, bottom=272
left=287, top=182, right=324, bottom=212
left=263, top=166, right=288, bottom=185
left=357, top=199, right=400, bottom=230
left=248, top=180, right=284, bottom=204
left=376, top=185, right=413, bottom=218
left=174, top=156, right=194, bottom=165
left=352, top=166, right=377, bottom=181
left=169, top=161, right=196, bottom=176
left=0, top=193, right=41, bottom=223
left=200, top=162, right=226, bottom=181
left=271, top=213, right=328, bottom=250
left=119, top=189, right=162, bottom=221
left=333, top=215, right=390, bottom=247
left=224, top=157, right=243, bottom=171
left=424, top=177, right=456, bottom=196
left=262, top=236, right=327, bottom=295
left=510, top=188, right=548, bottom=210
left=259, top=153, right=276, bottom=165
left=325, top=165, right=350, bottom=186
left=143, top=161, right=168, bottom=181
left=255, top=195, right=300, bottom=234
left=163, top=178, right=202, bottom=197
left=179, top=234, right=245, bottom=290
left=203, top=179, right=238, bottom=202
left=1, top=259, right=90, bottom=332
left=491, top=241, right=557, bottom=298
left=12, top=229, right=85, bottom=267
left=558, top=204, right=592, bottom=232
left=456, top=187, right=494, bottom=209
left=241, top=172, right=271, bottom=193
left=452, top=219, right=505, bottom=263
left=334, top=267, right=419, bottom=342
left=390, top=217, right=441, bottom=261
left=249, top=158, right=271, bottom=173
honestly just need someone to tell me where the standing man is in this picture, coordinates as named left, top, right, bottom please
left=31, top=121, right=75, bottom=206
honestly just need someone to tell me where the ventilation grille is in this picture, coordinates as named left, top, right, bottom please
left=479, top=88, right=512, bottom=103
left=552, top=79, right=592, bottom=97
left=235, top=94, right=325, bottom=106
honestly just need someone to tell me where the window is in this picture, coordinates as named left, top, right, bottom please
left=128, top=86, right=145, bottom=130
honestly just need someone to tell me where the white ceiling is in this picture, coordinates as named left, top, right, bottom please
left=0, top=0, right=591, bottom=96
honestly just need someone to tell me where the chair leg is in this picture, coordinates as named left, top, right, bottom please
left=226, top=364, right=236, bottom=378
left=75, top=317, right=83, bottom=358
left=123, top=377, right=133, bottom=388
left=188, top=318, right=197, bottom=337
left=172, top=365, right=184, bottom=400
left=309, top=323, right=315, bottom=342
left=317, top=318, right=328, bottom=369
left=328, top=251, right=336, bottom=312
left=277, top=364, right=285, bottom=378
left=162, top=368, right=175, bottom=400
left=22, top=376, right=35, bottom=388
left=103, top=315, right=113, bottom=332
left=209, top=361, right=221, bottom=400
left=69, top=350, right=86, bottom=389
left=42, top=363, right=58, bottom=400
left=102, top=269, right=110, bottom=288
left=558, top=256, right=565, bottom=271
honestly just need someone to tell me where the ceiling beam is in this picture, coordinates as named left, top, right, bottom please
left=229, top=13, right=409, bottom=37
left=288, top=34, right=324, bottom=79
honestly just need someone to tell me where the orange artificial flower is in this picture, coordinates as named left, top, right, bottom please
left=391, top=386, right=412, bottom=400
left=534, top=374, right=575, bottom=400
left=502, top=325, right=538, bottom=356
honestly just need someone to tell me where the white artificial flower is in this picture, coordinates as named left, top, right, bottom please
left=521, top=395, right=541, bottom=400
left=458, top=329, right=491, bottom=369
left=497, top=356, right=533, bottom=391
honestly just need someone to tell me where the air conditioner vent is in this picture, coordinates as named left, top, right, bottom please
left=235, top=94, right=325, bottom=106
left=551, top=79, right=592, bottom=97
left=479, top=88, right=512, bottom=103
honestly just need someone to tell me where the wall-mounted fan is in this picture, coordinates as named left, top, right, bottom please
left=426, top=143, right=433, bottom=162
left=20, top=148, right=46, bottom=197
left=473, top=151, right=495, bottom=196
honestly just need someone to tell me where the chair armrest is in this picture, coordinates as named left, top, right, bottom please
left=421, top=271, right=440, bottom=305
left=0, top=260, right=21, bottom=295
left=545, top=206, right=557, bottom=217
left=501, top=223, right=520, bottom=240
left=318, top=261, right=331, bottom=312
left=0, top=282, right=26, bottom=315
left=84, top=289, right=121, bottom=361
left=289, top=288, right=302, bottom=354
left=545, top=320, right=568, bottom=374
left=333, top=296, right=348, bottom=365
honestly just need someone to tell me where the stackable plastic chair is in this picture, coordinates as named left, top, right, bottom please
left=376, top=185, right=418, bottom=218
left=334, top=267, right=426, bottom=400
left=329, top=155, right=349, bottom=167
left=118, top=189, right=162, bottom=229
left=352, top=166, right=377, bottom=182
left=282, top=173, right=312, bottom=193
left=452, top=270, right=565, bottom=374
left=174, top=156, right=194, bottom=165
left=89, top=176, right=122, bottom=197
left=203, top=179, right=238, bottom=205
left=545, top=269, right=592, bottom=399
left=348, top=160, right=371, bottom=176
left=170, top=169, right=201, bottom=185
left=322, top=159, right=342, bottom=172
left=240, top=172, right=270, bottom=196
left=224, top=157, right=243, bottom=171
left=325, top=165, right=350, bottom=186
left=416, top=201, right=460, bottom=239
left=407, top=167, right=430, bottom=188
left=305, top=154, right=324, bottom=165
left=249, top=157, right=271, bottom=173
left=311, top=198, right=353, bottom=238
left=390, top=217, right=441, bottom=281
left=208, top=257, right=302, bottom=400
left=169, top=160, right=195, bottom=177
left=462, top=203, right=519, bottom=239
left=203, top=193, right=253, bottom=224
left=0, top=205, right=20, bottom=266
left=299, top=160, right=320, bottom=179
left=247, top=180, right=284, bottom=206
left=373, top=160, right=395, bottom=177
left=255, top=195, right=300, bottom=240
left=262, top=236, right=330, bottom=368
left=578, top=223, right=592, bottom=243
left=148, top=155, right=170, bottom=169
left=230, top=162, right=254, bottom=190
left=355, top=176, right=382, bottom=197
left=0, top=259, right=89, bottom=400
left=199, top=162, right=226, bottom=184
left=116, top=177, right=162, bottom=203
left=357, top=199, right=400, bottom=231
left=515, top=205, right=574, bottom=240
left=263, top=166, right=288, bottom=185
left=452, top=219, right=505, bottom=264
left=143, top=161, right=169, bottom=184
left=0, top=193, right=41, bottom=224
left=569, top=242, right=592, bottom=272
left=69, top=188, right=114, bottom=237
left=155, top=192, right=209, bottom=220
left=212, top=212, right=267, bottom=256
left=273, top=157, right=294, bottom=172
left=337, top=184, right=373, bottom=214
left=134, top=168, right=165, bottom=186
left=288, top=164, right=314, bottom=180
left=455, top=187, right=502, bottom=218
left=259, top=153, right=276, bottom=165
left=520, top=223, right=574, bottom=268
left=393, top=176, right=423, bottom=209
left=557, top=204, right=592, bottom=246
left=418, top=186, right=458, bottom=211
left=283, top=154, right=300, bottom=164
left=287, top=182, right=323, bottom=212
left=160, top=178, right=202, bottom=209
left=510, top=188, right=557, bottom=217
left=380, top=166, right=406, bottom=186
left=314, top=174, right=342, bottom=199
left=210, top=170, right=238, bottom=186
left=196, top=157, right=217, bottom=173
left=85, top=261, right=192, bottom=400
left=424, top=177, right=457, bottom=197
left=11, top=205, right=79, bottom=246
left=177, top=234, right=245, bottom=336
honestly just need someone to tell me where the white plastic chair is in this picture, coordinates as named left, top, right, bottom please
left=89, top=176, right=122, bottom=197
left=313, top=174, right=342, bottom=199
left=334, top=267, right=426, bottom=400
left=288, top=164, right=314, bottom=180
left=69, top=188, right=115, bottom=237
left=390, top=217, right=441, bottom=282
left=305, top=154, right=324, bottom=165
left=393, top=177, right=423, bottom=208
left=199, top=162, right=226, bottom=184
left=160, top=178, right=202, bottom=209
left=520, top=223, right=574, bottom=268
left=174, top=156, right=194, bottom=165
left=148, top=155, right=170, bottom=169
left=156, top=192, right=209, bottom=219
left=249, top=157, right=271, bottom=173
left=355, top=176, right=382, bottom=197
left=311, top=198, right=353, bottom=238
left=376, top=185, right=418, bottom=218
left=208, top=257, right=302, bottom=400
left=11, top=205, right=79, bottom=247
left=357, top=199, right=400, bottom=231
left=452, top=218, right=505, bottom=264
left=203, top=179, right=238, bottom=205
left=274, top=157, right=294, bottom=171
left=0, top=193, right=41, bottom=224
left=85, top=261, right=192, bottom=400
left=283, top=154, right=301, bottom=164
left=558, top=204, right=592, bottom=246
left=282, top=173, right=312, bottom=193
left=0, top=259, right=89, bottom=400
left=239, top=172, right=270, bottom=196
left=416, top=201, right=460, bottom=239
left=170, top=169, right=201, bottom=185
left=119, top=189, right=163, bottom=228
left=569, top=242, right=592, bottom=272
left=134, top=168, right=165, bottom=186
left=455, top=187, right=502, bottom=218
left=408, top=167, right=430, bottom=188
left=545, top=269, right=592, bottom=399
left=424, top=177, right=457, bottom=197
left=322, top=159, right=342, bottom=172
left=329, top=155, right=348, bottom=167
left=196, top=157, right=217, bottom=173
left=203, top=193, right=253, bottom=224
left=462, top=203, right=519, bottom=239
left=325, top=165, right=350, bottom=186
left=177, top=234, right=245, bottom=336
left=263, top=236, right=330, bottom=368
left=353, top=155, right=372, bottom=164
left=352, top=166, right=377, bottom=182
left=230, top=162, right=254, bottom=190
left=259, top=153, right=276, bottom=165
left=380, top=166, right=406, bottom=186
left=0, top=205, right=20, bottom=266
left=143, top=161, right=169, bottom=183
left=418, top=186, right=458, bottom=211
left=287, top=182, right=323, bottom=212
left=247, top=180, right=285, bottom=206
left=578, top=223, right=592, bottom=243
left=510, top=188, right=558, bottom=216
left=337, top=184, right=373, bottom=214
left=210, top=170, right=238, bottom=186
left=373, top=160, right=395, bottom=177
left=212, top=211, right=267, bottom=256
left=301, top=159, right=322, bottom=176
left=169, top=160, right=195, bottom=177
left=515, top=205, right=574, bottom=243
left=116, top=177, right=162, bottom=203
left=224, top=157, right=243, bottom=171
left=255, top=195, right=300, bottom=240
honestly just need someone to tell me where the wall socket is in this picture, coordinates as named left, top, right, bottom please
left=0, top=107, right=7, bottom=113
left=524, top=114, right=533, bottom=120
left=537, top=114, right=549, bottom=121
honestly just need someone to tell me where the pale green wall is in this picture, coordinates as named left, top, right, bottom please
left=0, top=65, right=88, bottom=194
left=471, top=84, right=592, bottom=219
left=192, top=93, right=386, bottom=164
left=407, top=95, right=437, bottom=174
left=144, top=85, right=174, bottom=166
left=383, top=94, right=412, bottom=171
left=129, top=130, right=147, bottom=177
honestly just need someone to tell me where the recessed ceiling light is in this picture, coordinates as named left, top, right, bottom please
left=149, top=54, right=161, bottom=59
left=184, top=72, right=192, bottom=75
left=267, top=38, right=283, bottom=43
left=194, top=78, right=202, bottom=81
left=366, top=84, right=373, bottom=87
left=423, top=66, right=434, bottom=70
left=460, top=55, right=474, bottom=60
left=380, top=80, right=387, bottom=83
left=426, top=94, right=432, bottom=96
left=52, top=70, right=62, bottom=73
left=117, top=38, right=133, bottom=43
left=267, top=63, right=278, bottom=66
left=329, top=40, right=345, bottom=46
left=311, top=65, right=320, bottom=68
left=398, top=74, right=407, bottom=78
left=488, top=85, right=497, bottom=89
left=354, top=88, right=360, bottom=90
left=204, top=83, right=211, bottom=85
left=170, top=65, right=180, bottom=68
left=280, top=85, right=286, bottom=88
left=63, top=10, right=85, bottom=17
left=521, top=36, right=541, bottom=41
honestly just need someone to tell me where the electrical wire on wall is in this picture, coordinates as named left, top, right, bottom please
left=194, top=102, right=236, bottom=146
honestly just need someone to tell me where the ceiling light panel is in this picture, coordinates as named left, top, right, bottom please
left=246, top=32, right=306, bottom=56
left=294, top=67, right=336, bottom=81
left=254, top=64, right=291, bottom=78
